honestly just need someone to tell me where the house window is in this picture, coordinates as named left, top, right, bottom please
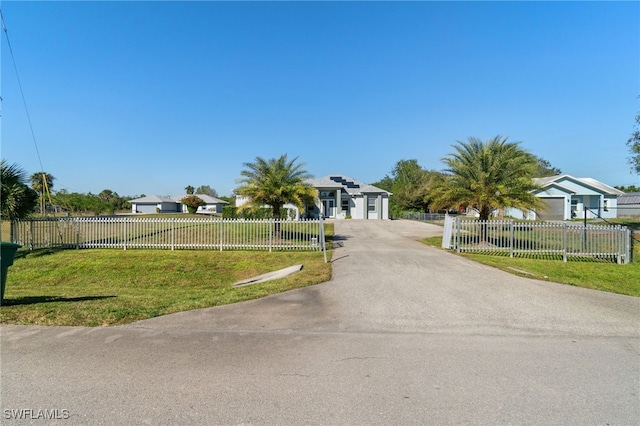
left=603, top=199, right=609, bottom=212
left=320, top=191, right=334, bottom=198
left=571, top=199, right=578, bottom=217
left=342, top=199, right=349, bottom=212
left=367, top=196, right=376, bottom=212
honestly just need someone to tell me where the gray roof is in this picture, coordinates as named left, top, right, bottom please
left=128, top=195, right=175, bottom=203
left=171, top=194, right=228, bottom=204
left=618, top=192, right=640, bottom=205
left=533, top=175, right=624, bottom=196
left=129, top=195, right=228, bottom=204
left=305, top=175, right=391, bottom=196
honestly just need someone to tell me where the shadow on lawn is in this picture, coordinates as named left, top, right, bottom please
left=2, top=295, right=116, bottom=306
left=14, top=247, right=67, bottom=260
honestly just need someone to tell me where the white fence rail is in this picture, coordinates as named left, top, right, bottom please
left=11, top=217, right=326, bottom=254
left=442, top=217, right=631, bottom=264
left=402, top=212, right=448, bottom=221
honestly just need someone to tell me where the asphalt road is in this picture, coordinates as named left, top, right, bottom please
left=1, top=219, right=639, bottom=425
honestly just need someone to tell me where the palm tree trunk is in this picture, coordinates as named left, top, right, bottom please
left=273, top=205, right=281, bottom=236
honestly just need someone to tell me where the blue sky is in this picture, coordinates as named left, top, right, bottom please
left=2, top=1, right=639, bottom=198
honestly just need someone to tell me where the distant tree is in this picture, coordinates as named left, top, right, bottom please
left=372, top=159, right=443, bottom=217
left=195, top=185, right=218, bottom=198
left=185, top=185, right=195, bottom=195
left=29, top=171, right=55, bottom=216
left=627, top=109, right=640, bottom=175
left=533, top=156, right=562, bottom=177
left=430, top=136, right=541, bottom=222
left=235, top=155, right=317, bottom=225
left=1, top=160, right=38, bottom=220
left=615, top=184, right=639, bottom=193
left=218, top=195, right=234, bottom=205
left=98, top=189, right=127, bottom=214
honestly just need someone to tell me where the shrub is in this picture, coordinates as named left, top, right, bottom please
left=181, top=195, right=205, bottom=214
left=222, top=205, right=237, bottom=218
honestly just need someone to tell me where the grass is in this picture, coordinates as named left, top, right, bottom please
left=0, top=225, right=334, bottom=326
left=420, top=233, right=640, bottom=297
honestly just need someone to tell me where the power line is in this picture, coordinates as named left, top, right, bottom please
left=0, top=7, right=46, bottom=174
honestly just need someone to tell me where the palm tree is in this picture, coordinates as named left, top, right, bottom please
left=30, top=171, right=55, bottom=216
left=431, top=136, right=541, bottom=222
left=235, top=154, right=317, bottom=224
left=185, top=185, right=195, bottom=195
left=1, top=160, right=38, bottom=221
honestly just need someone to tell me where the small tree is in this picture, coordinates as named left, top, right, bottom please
left=195, top=185, right=218, bottom=197
left=181, top=195, right=205, bottom=214
left=1, top=160, right=38, bottom=221
left=236, top=154, right=317, bottom=233
left=185, top=185, right=195, bottom=195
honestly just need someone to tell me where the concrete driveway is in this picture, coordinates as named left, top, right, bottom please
left=2, top=219, right=638, bottom=425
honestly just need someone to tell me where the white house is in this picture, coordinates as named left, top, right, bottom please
left=305, top=175, right=391, bottom=220
left=235, top=174, right=391, bottom=220
left=506, top=175, right=624, bottom=221
left=129, top=194, right=228, bottom=214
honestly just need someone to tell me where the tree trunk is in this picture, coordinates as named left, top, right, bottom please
left=272, top=205, right=282, bottom=236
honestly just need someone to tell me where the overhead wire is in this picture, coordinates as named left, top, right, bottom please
left=1, top=8, right=58, bottom=224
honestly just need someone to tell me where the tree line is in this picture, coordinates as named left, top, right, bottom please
left=0, top=162, right=225, bottom=219
left=3, top=119, right=639, bottom=222
left=372, top=137, right=562, bottom=220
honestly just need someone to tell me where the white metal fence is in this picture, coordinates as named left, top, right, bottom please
left=10, top=217, right=327, bottom=255
left=402, top=212, right=449, bottom=221
left=442, top=217, right=631, bottom=264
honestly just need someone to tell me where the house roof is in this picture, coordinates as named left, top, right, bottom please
left=171, top=194, right=228, bottom=204
left=129, top=195, right=228, bottom=204
left=128, top=195, right=175, bottom=203
left=533, top=175, right=624, bottom=196
left=306, top=175, right=391, bottom=196
left=618, top=192, right=640, bottom=205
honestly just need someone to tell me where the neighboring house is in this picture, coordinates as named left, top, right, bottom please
left=506, top=175, right=624, bottom=221
left=618, top=192, right=640, bottom=218
left=129, top=194, right=228, bottom=214
left=235, top=174, right=392, bottom=220
left=305, top=175, right=391, bottom=220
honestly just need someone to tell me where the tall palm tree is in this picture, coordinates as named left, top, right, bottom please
left=235, top=154, right=317, bottom=222
left=1, top=160, right=38, bottom=221
left=431, top=136, right=541, bottom=222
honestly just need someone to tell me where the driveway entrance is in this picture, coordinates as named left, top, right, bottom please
left=2, top=220, right=638, bottom=424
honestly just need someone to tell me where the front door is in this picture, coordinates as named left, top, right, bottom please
left=322, top=199, right=335, bottom=218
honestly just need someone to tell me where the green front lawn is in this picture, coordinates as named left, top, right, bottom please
left=421, top=235, right=640, bottom=297
left=1, top=225, right=334, bottom=326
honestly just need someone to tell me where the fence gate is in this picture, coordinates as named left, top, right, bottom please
left=441, top=216, right=630, bottom=264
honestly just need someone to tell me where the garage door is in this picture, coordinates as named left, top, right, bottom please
left=537, top=198, right=564, bottom=220
left=136, top=204, right=157, bottom=214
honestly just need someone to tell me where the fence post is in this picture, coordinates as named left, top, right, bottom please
left=623, top=228, right=631, bottom=265
left=75, top=219, right=81, bottom=250
left=456, top=216, right=461, bottom=252
left=29, top=220, right=35, bottom=251
left=562, top=223, right=568, bottom=262
left=509, top=220, right=514, bottom=258
left=269, top=219, right=273, bottom=253
left=320, top=217, right=327, bottom=263
left=171, top=218, right=175, bottom=251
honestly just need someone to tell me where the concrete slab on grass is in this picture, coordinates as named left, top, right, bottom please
left=232, top=264, right=303, bottom=287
